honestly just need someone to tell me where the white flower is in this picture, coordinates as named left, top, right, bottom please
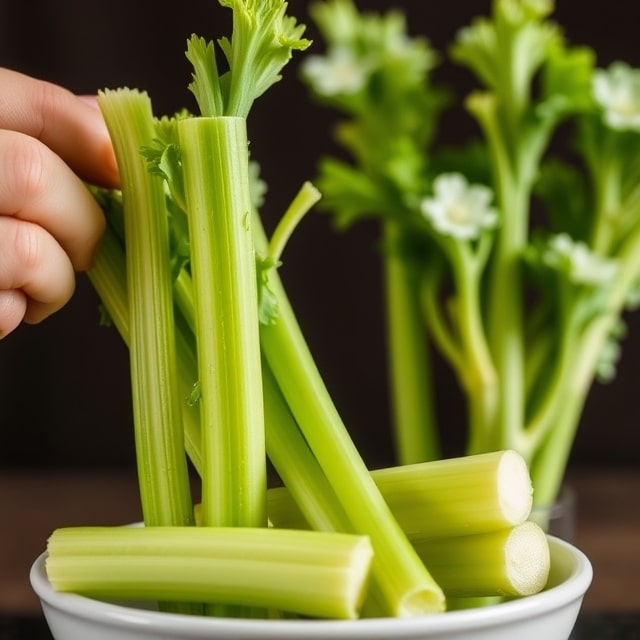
left=420, top=173, right=498, bottom=240
left=544, top=233, right=618, bottom=286
left=301, top=48, right=372, bottom=96
left=593, top=62, right=640, bottom=131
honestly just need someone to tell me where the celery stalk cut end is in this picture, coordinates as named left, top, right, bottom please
left=498, top=450, right=534, bottom=526
left=505, top=521, right=551, bottom=596
left=397, top=587, right=446, bottom=617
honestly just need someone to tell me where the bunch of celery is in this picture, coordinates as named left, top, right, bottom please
left=46, top=0, right=438, bottom=619
left=45, top=0, right=552, bottom=619
left=301, top=0, right=640, bottom=508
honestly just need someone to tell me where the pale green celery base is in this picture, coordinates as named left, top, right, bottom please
left=46, top=527, right=373, bottom=620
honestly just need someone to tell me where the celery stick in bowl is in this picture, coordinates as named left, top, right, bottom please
left=30, top=535, right=592, bottom=640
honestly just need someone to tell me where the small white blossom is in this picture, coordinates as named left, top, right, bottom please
left=544, top=233, right=618, bottom=286
left=301, top=48, right=372, bottom=96
left=420, top=173, right=498, bottom=240
left=593, top=62, right=640, bottom=131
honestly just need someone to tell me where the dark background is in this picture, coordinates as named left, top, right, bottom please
left=0, top=0, right=639, bottom=473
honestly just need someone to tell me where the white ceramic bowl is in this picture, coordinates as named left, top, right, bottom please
left=31, top=535, right=592, bottom=640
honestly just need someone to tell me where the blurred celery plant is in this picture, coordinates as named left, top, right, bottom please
left=301, top=0, right=640, bottom=506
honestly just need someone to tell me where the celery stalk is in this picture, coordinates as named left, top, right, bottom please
left=254, top=219, right=445, bottom=616
left=383, top=220, right=440, bottom=464
left=88, top=224, right=203, bottom=476
left=96, top=90, right=194, bottom=529
left=262, top=363, right=354, bottom=533
left=91, top=219, right=350, bottom=539
left=177, top=116, right=267, bottom=530
left=46, top=526, right=373, bottom=620
left=412, top=522, right=550, bottom=598
left=91, top=220, right=540, bottom=613
left=92, top=210, right=443, bottom=614
left=268, top=450, right=533, bottom=539
left=90, top=215, right=351, bottom=540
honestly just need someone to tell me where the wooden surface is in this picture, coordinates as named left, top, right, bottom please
left=0, top=466, right=638, bottom=615
left=567, top=467, right=640, bottom=613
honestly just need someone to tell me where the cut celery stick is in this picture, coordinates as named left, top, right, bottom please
left=413, top=521, right=550, bottom=598
left=374, top=450, right=533, bottom=537
left=178, top=116, right=267, bottom=530
left=46, top=526, right=373, bottom=620
left=96, top=89, right=194, bottom=530
left=268, top=450, right=533, bottom=538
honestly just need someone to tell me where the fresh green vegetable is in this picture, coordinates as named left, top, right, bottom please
left=254, top=215, right=446, bottom=615
left=177, top=116, right=267, bottom=530
left=91, top=195, right=446, bottom=615
left=46, top=526, right=374, bottom=620
left=108, top=0, right=445, bottom=617
left=91, top=219, right=545, bottom=613
left=301, top=0, right=640, bottom=508
left=96, top=90, right=194, bottom=532
left=267, top=450, right=533, bottom=539
left=82, top=0, right=446, bottom=618
left=59, top=0, right=560, bottom=620
left=413, top=521, right=550, bottom=598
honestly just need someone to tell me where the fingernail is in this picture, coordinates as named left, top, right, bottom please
left=78, top=94, right=100, bottom=110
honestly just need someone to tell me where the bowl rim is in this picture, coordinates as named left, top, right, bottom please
left=30, top=535, right=592, bottom=637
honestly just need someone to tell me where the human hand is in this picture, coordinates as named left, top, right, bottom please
left=0, top=68, right=119, bottom=338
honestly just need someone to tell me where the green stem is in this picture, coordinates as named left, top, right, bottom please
left=254, top=217, right=445, bottom=616
left=97, top=90, right=194, bottom=530
left=268, top=182, right=321, bottom=264
left=466, top=93, right=528, bottom=455
left=261, top=362, right=354, bottom=533
left=486, top=175, right=528, bottom=453
left=177, top=116, right=267, bottom=530
left=383, top=221, right=440, bottom=464
left=590, top=139, right=622, bottom=255
left=528, top=383, right=585, bottom=507
left=520, top=285, right=577, bottom=462
left=450, top=244, right=498, bottom=454
left=413, top=522, right=549, bottom=598
left=89, top=225, right=203, bottom=477
left=530, top=224, right=640, bottom=504
left=419, top=267, right=466, bottom=375
left=269, top=450, right=534, bottom=539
